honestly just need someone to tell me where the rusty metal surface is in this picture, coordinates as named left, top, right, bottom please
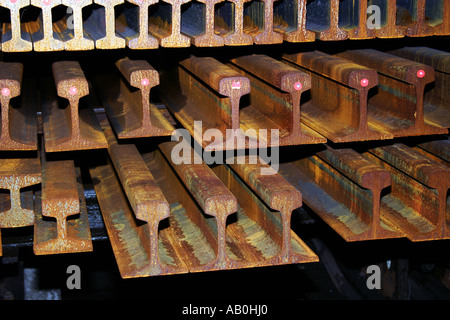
left=389, top=47, right=450, bottom=129
left=274, top=0, right=315, bottom=42
left=337, top=49, right=448, bottom=137
left=158, top=56, right=254, bottom=151
left=365, top=143, right=450, bottom=241
left=0, top=157, right=41, bottom=256
left=279, top=145, right=403, bottom=241
left=417, top=136, right=450, bottom=163
left=282, top=51, right=392, bottom=142
left=229, top=54, right=326, bottom=146
left=34, top=157, right=93, bottom=254
left=0, top=63, right=37, bottom=151
left=93, top=58, right=174, bottom=139
left=42, top=61, right=107, bottom=152
left=1, top=0, right=448, bottom=51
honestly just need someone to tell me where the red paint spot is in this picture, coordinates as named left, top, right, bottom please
left=417, top=69, right=425, bottom=78
left=232, top=81, right=241, bottom=89
left=2, top=88, right=10, bottom=97
left=360, top=78, right=369, bottom=87
left=10, top=0, right=17, bottom=3
left=294, top=82, right=302, bottom=91
left=141, top=78, right=149, bottom=86
left=43, top=0, right=51, bottom=5
left=69, top=86, right=78, bottom=95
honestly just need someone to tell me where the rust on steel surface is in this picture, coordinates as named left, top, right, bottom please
left=340, top=0, right=376, bottom=39
left=34, top=157, right=93, bottom=254
left=228, top=54, right=326, bottom=146
left=0, top=0, right=32, bottom=52
left=226, top=155, right=316, bottom=263
left=94, top=58, right=174, bottom=139
left=375, top=0, right=406, bottom=38
left=366, top=143, right=450, bottom=241
left=150, top=0, right=191, bottom=47
left=89, top=157, right=188, bottom=278
left=400, top=0, right=434, bottom=37
left=84, top=0, right=126, bottom=49
left=282, top=51, right=392, bottom=142
left=433, top=0, right=450, bottom=36
left=0, top=158, right=42, bottom=256
left=158, top=141, right=240, bottom=271
left=189, top=0, right=225, bottom=47
left=315, top=0, right=348, bottom=41
left=243, top=0, right=283, bottom=44
left=273, top=0, right=315, bottom=42
left=97, top=118, right=184, bottom=276
left=124, top=0, right=159, bottom=49
left=279, top=145, right=402, bottom=242
left=42, top=61, right=107, bottom=152
left=417, top=136, right=450, bottom=163
left=211, top=161, right=318, bottom=266
left=217, top=0, right=253, bottom=46
left=30, top=0, right=65, bottom=51
left=389, top=47, right=450, bottom=129
left=0, top=62, right=37, bottom=151
left=61, top=0, right=95, bottom=50
left=337, top=49, right=448, bottom=137
left=158, top=56, right=254, bottom=151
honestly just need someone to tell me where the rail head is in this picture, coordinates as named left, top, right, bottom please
left=115, top=58, right=160, bottom=89
left=0, top=62, right=23, bottom=100
left=228, top=156, right=302, bottom=213
left=230, top=54, right=312, bottom=94
left=41, top=160, right=80, bottom=218
left=389, top=47, right=450, bottom=74
left=158, top=141, right=238, bottom=217
left=52, top=61, right=89, bottom=99
left=317, top=146, right=391, bottom=192
left=282, top=51, right=378, bottom=90
left=369, top=143, right=450, bottom=191
left=179, top=56, right=250, bottom=97
left=337, top=49, right=435, bottom=85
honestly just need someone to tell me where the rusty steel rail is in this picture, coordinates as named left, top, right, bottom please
left=34, top=154, right=93, bottom=254
left=224, top=155, right=317, bottom=264
left=95, top=118, right=186, bottom=276
left=0, top=157, right=41, bottom=256
left=279, top=145, right=403, bottom=241
left=2, top=0, right=449, bottom=51
left=216, top=0, right=254, bottom=46
left=158, top=141, right=239, bottom=271
left=282, top=51, right=392, bottom=142
left=416, top=136, right=450, bottom=163
left=389, top=47, right=450, bottom=129
left=242, top=0, right=283, bottom=44
left=374, top=0, right=406, bottom=38
left=273, top=0, right=315, bottom=42
left=228, top=54, right=326, bottom=146
left=304, top=0, right=348, bottom=41
left=93, top=58, right=174, bottom=139
left=0, top=62, right=37, bottom=151
left=158, top=55, right=255, bottom=151
left=337, top=49, right=448, bottom=137
left=365, top=143, right=450, bottom=241
left=42, top=61, right=107, bottom=152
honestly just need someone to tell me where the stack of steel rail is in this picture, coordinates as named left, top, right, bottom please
left=0, top=45, right=449, bottom=278
left=0, top=0, right=448, bottom=51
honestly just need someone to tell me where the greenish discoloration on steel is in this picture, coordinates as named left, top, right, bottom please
left=170, top=202, right=216, bottom=265
left=110, top=208, right=150, bottom=271
left=249, top=78, right=293, bottom=111
left=189, top=75, right=233, bottom=116
left=158, top=235, right=176, bottom=266
left=234, top=206, right=280, bottom=259
left=307, top=156, right=375, bottom=215
left=382, top=195, right=436, bottom=233
left=378, top=83, right=417, bottom=103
